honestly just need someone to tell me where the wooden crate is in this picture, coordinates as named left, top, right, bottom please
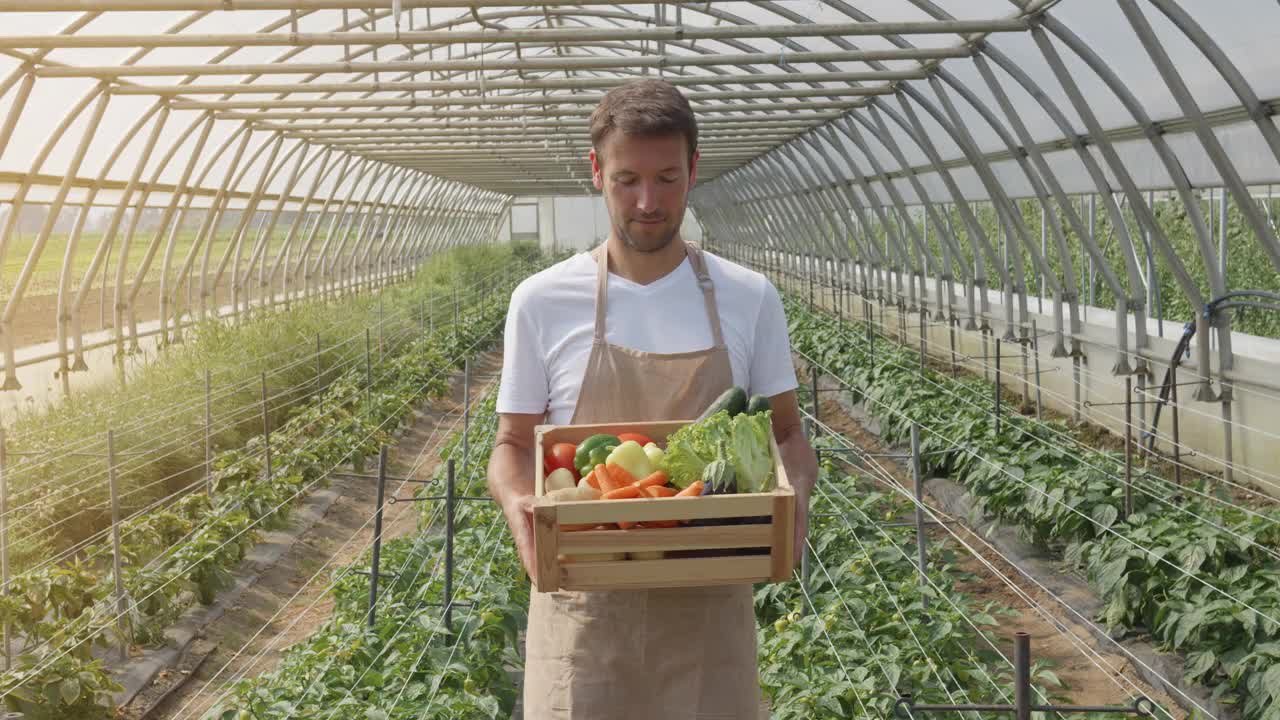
left=532, top=420, right=795, bottom=592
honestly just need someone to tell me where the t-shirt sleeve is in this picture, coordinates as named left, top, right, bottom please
left=748, top=278, right=799, bottom=398
left=496, top=284, right=550, bottom=416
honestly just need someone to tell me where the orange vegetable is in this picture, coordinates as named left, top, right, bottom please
left=605, top=462, right=639, bottom=487
left=643, top=486, right=678, bottom=498
left=581, top=469, right=600, bottom=490
left=635, top=471, right=670, bottom=489
left=596, top=463, right=623, bottom=493
left=675, top=481, right=705, bottom=497
left=603, top=485, right=641, bottom=500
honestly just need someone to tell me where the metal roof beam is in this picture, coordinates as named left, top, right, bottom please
left=35, top=47, right=971, bottom=78
left=166, top=86, right=895, bottom=111
left=107, top=71, right=929, bottom=96
left=0, top=20, right=1025, bottom=50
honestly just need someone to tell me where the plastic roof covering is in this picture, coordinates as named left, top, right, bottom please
left=0, top=3, right=1278, bottom=288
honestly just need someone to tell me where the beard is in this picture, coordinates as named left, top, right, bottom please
left=615, top=210, right=683, bottom=254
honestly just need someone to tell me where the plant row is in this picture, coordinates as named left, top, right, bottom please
left=5, top=242, right=540, bottom=570
left=0, top=249, right=539, bottom=720
left=785, top=296, right=1280, bottom=719
left=219, top=390, right=1070, bottom=719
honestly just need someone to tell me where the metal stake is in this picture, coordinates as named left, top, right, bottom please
left=261, top=373, right=271, bottom=481
left=462, top=358, right=471, bottom=475
left=810, top=365, right=820, bottom=427
left=107, top=430, right=127, bottom=660
left=444, top=458, right=456, bottom=634
left=911, top=423, right=928, bottom=607
left=948, top=317, right=958, bottom=375
left=918, top=307, right=927, bottom=373
left=1171, top=365, right=1182, bottom=485
left=994, top=337, right=1003, bottom=435
left=365, top=328, right=372, bottom=409
left=205, top=368, right=213, bottom=495
left=1124, top=376, right=1134, bottom=518
left=0, top=429, right=9, bottom=670
left=1031, top=321, right=1043, bottom=421
left=367, top=446, right=388, bottom=628
left=1015, top=632, right=1032, bottom=720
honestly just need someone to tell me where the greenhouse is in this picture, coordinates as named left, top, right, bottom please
left=0, top=1, right=1278, bottom=718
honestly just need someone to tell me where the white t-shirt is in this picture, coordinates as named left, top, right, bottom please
left=496, top=248, right=798, bottom=425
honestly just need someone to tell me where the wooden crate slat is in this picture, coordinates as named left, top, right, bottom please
left=552, top=494, right=774, bottom=524
left=562, top=555, right=772, bottom=591
left=559, top=523, right=773, bottom=554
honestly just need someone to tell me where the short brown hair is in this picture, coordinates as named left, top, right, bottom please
left=589, top=79, right=698, bottom=165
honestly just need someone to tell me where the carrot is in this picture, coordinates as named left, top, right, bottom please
left=643, top=485, right=678, bottom=498
left=675, top=481, right=705, bottom=497
left=605, top=462, right=639, bottom=488
left=595, top=463, right=622, bottom=494
left=635, top=471, right=670, bottom=489
left=603, top=485, right=641, bottom=500
left=582, top=469, right=600, bottom=490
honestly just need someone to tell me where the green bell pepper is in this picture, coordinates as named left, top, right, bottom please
left=574, top=434, right=620, bottom=477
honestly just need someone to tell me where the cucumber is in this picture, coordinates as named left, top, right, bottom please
left=697, top=386, right=747, bottom=421
left=746, top=394, right=771, bottom=415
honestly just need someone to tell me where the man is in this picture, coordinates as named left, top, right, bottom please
left=488, top=78, right=816, bottom=719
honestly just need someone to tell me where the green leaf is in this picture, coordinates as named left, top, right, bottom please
left=365, top=709, right=389, bottom=720
left=1185, top=650, right=1217, bottom=681
left=59, top=677, right=81, bottom=705
left=1090, top=504, right=1119, bottom=531
left=1097, top=556, right=1129, bottom=597
left=1266, top=663, right=1280, bottom=701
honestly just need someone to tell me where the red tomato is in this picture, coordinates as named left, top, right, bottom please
left=547, top=442, right=578, bottom=477
left=617, top=432, right=654, bottom=447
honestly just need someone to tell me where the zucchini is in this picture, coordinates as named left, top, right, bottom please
left=697, top=386, right=747, bottom=421
left=746, top=394, right=771, bottom=415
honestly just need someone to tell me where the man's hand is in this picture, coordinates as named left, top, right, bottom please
left=768, top=390, right=818, bottom=567
left=487, top=412, right=544, bottom=582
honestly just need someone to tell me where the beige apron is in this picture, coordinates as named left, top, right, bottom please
left=523, top=242, right=765, bottom=720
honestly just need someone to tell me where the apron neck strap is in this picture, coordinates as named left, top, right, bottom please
left=593, top=242, right=726, bottom=347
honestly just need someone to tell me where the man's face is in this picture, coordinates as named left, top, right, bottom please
left=590, top=132, right=699, bottom=254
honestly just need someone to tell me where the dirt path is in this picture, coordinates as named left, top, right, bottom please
left=813, top=391, right=1184, bottom=716
left=123, top=349, right=504, bottom=720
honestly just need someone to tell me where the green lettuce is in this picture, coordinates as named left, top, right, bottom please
left=660, top=410, right=775, bottom=492
left=731, top=411, right=775, bottom=493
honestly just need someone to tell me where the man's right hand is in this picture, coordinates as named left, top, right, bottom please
left=487, top=412, right=544, bottom=583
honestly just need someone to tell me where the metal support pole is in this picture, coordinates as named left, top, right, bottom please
left=0, top=428, right=9, bottom=670
left=918, top=306, right=927, bottom=373
left=444, top=458, right=456, bottom=634
left=1171, top=366, right=1182, bottom=485
left=365, top=328, right=373, bottom=409
left=205, top=368, right=213, bottom=495
left=367, top=446, right=387, bottom=629
left=1124, top=376, right=1134, bottom=519
left=911, top=423, right=928, bottom=607
left=949, top=317, right=958, bottom=375
left=107, top=430, right=127, bottom=660
left=1031, top=320, right=1043, bottom=421
left=378, top=294, right=385, bottom=361
left=462, top=358, right=471, bottom=475
left=982, top=327, right=991, bottom=382
left=1015, top=632, right=1032, bottom=720
left=994, top=337, right=1003, bottom=435
left=261, top=373, right=271, bottom=481
left=810, top=365, right=820, bottom=427
left=800, top=417, right=812, bottom=602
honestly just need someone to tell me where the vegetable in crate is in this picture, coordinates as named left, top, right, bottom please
left=660, top=409, right=776, bottom=493
left=701, top=447, right=737, bottom=496
left=574, top=434, right=619, bottom=477
left=696, top=386, right=748, bottom=421
left=605, top=440, right=652, bottom=480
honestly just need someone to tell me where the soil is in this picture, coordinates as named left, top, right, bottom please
left=121, top=348, right=504, bottom=720
left=812, top=391, right=1186, bottom=716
